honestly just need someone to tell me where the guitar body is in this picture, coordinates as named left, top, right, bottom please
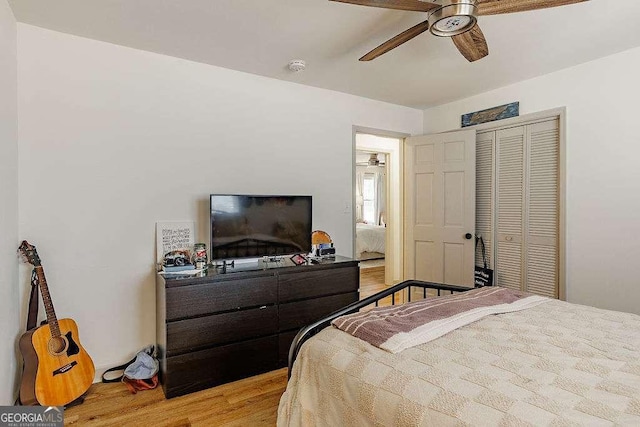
left=19, top=318, right=95, bottom=406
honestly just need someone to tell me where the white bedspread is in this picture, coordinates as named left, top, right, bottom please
left=356, top=223, right=385, bottom=256
left=278, top=299, right=640, bottom=426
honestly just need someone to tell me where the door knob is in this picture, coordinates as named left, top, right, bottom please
left=464, top=233, right=473, bottom=240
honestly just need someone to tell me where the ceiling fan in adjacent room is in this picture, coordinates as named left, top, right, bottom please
left=356, top=153, right=386, bottom=167
left=331, top=0, right=588, bottom=62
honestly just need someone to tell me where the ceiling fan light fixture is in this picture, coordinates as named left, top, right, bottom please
left=428, top=0, right=478, bottom=37
left=368, top=153, right=380, bottom=166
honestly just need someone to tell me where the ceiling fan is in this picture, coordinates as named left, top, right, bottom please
left=332, top=0, right=588, bottom=62
left=356, top=153, right=385, bottom=166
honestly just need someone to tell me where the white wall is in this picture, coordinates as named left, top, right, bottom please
left=0, top=0, right=18, bottom=404
left=423, top=46, right=640, bottom=315
left=17, top=24, right=423, bottom=372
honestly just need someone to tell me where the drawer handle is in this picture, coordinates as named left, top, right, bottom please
left=259, top=305, right=267, bottom=310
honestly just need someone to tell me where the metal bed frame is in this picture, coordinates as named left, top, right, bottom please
left=287, top=279, right=472, bottom=378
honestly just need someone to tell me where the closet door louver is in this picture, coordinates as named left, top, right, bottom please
left=525, top=120, right=559, bottom=298
left=495, top=126, right=525, bottom=291
left=475, top=132, right=494, bottom=269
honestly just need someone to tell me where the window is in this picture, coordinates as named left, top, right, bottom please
left=362, top=173, right=376, bottom=224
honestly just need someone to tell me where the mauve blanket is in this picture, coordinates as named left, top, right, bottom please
left=332, top=286, right=548, bottom=353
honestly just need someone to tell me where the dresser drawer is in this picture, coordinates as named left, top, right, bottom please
left=278, top=266, right=359, bottom=302
left=166, top=276, right=277, bottom=320
left=163, top=335, right=278, bottom=398
left=166, top=305, right=278, bottom=356
left=279, top=291, right=359, bottom=331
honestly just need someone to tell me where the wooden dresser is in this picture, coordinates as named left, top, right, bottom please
left=156, top=256, right=359, bottom=398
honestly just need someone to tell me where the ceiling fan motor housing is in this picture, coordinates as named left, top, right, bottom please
left=426, top=0, right=478, bottom=37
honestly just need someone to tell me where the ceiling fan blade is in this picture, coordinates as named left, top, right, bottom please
left=477, top=0, right=588, bottom=16
left=360, top=20, right=430, bottom=61
left=452, top=25, right=489, bottom=62
left=329, top=0, right=439, bottom=12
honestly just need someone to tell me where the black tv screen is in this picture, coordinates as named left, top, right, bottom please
left=210, top=195, right=312, bottom=260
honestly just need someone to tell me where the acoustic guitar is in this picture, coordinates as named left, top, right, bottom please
left=18, top=241, right=95, bottom=406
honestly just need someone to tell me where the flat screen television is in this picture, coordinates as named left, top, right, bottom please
left=210, top=194, right=312, bottom=260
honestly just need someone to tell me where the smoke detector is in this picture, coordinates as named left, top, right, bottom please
left=288, top=59, right=306, bottom=72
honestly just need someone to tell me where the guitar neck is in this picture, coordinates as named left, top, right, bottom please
left=34, top=266, right=61, bottom=337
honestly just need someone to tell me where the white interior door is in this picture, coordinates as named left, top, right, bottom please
left=404, top=130, right=476, bottom=286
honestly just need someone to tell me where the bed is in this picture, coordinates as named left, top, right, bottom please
left=356, top=223, right=386, bottom=260
left=278, top=281, right=640, bottom=426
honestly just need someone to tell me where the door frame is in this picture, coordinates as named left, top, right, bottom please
left=461, top=107, right=567, bottom=300
left=353, top=126, right=409, bottom=286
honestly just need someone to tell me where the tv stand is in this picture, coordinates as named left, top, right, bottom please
left=156, top=255, right=359, bottom=398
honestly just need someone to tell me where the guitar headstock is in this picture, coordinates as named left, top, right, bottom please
left=19, top=240, right=41, bottom=267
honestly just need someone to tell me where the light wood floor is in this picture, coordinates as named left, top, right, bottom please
left=65, top=368, right=288, bottom=426
left=65, top=267, right=387, bottom=426
left=359, top=266, right=385, bottom=298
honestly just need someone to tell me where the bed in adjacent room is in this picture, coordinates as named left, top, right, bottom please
left=355, top=222, right=385, bottom=260
left=278, top=282, right=640, bottom=426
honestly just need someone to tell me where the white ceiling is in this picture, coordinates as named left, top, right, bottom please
left=8, top=0, right=640, bottom=109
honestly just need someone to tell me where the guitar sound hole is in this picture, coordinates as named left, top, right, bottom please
left=48, top=336, right=68, bottom=355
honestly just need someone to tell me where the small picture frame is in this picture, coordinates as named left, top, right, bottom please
left=290, top=254, right=307, bottom=265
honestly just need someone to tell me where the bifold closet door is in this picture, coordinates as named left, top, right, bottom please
left=525, top=120, right=559, bottom=298
left=475, top=131, right=494, bottom=269
left=492, top=119, right=559, bottom=297
left=495, top=126, right=525, bottom=291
